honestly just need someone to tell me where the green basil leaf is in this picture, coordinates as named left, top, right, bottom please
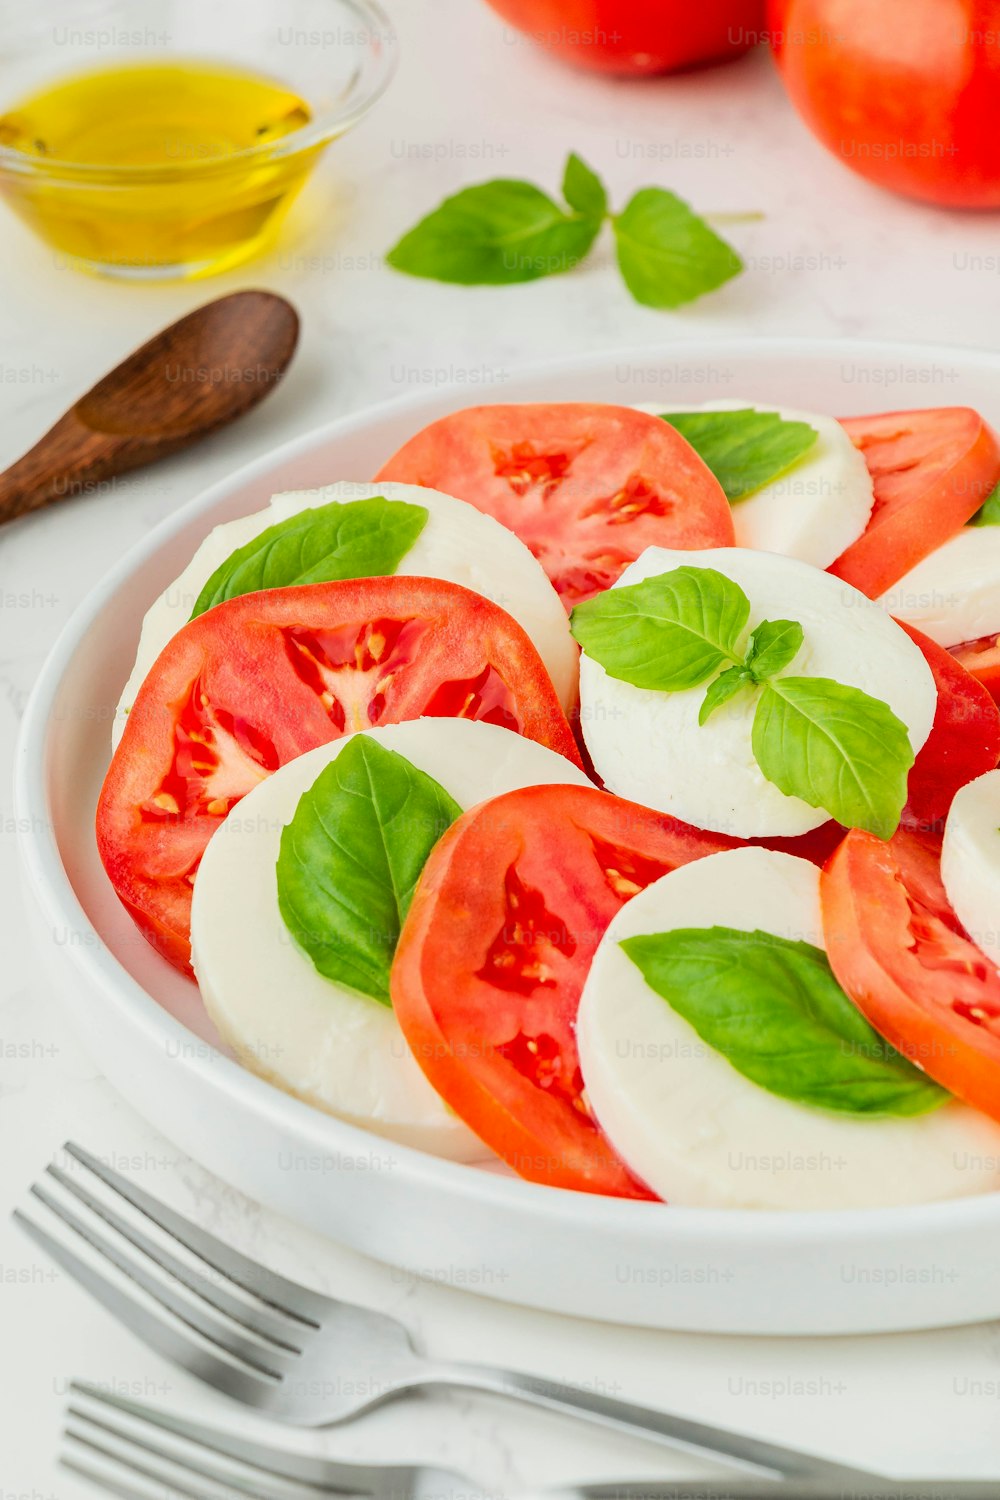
left=969, top=481, right=1000, bottom=527
left=562, top=151, right=608, bottom=220
left=570, top=566, right=749, bottom=690
left=191, top=498, right=428, bottom=618
left=276, top=737, right=462, bottom=1004
left=659, top=409, right=818, bottom=502
left=386, top=179, right=602, bottom=285
left=621, top=927, right=947, bottom=1117
left=745, top=619, right=804, bottom=681
left=612, top=188, right=743, bottom=309
left=698, top=666, right=752, bottom=726
left=752, top=676, right=914, bottom=838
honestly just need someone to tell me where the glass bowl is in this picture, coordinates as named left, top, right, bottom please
left=0, top=0, right=397, bottom=279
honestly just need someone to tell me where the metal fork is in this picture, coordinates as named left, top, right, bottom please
left=63, top=1381, right=464, bottom=1500
left=62, top=1385, right=995, bottom=1500
left=17, top=1142, right=870, bottom=1484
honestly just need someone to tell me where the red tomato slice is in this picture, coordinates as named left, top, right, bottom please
left=828, top=408, right=1000, bottom=599
left=391, top=783, right=740, bottom=1197
left=898, top=620, right=1000, bottom=828
left=756, top=822, right=846, bottom=867
left=97, top=578, right=582, bottom=975
left=375, top=403, right=734, bottom=607
left=951, top=633, right=1000, bottom=707
left=822, top=825, right=1000, bottom=1121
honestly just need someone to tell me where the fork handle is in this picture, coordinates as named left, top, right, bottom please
left=413, top=1362, right=875, bottom=1483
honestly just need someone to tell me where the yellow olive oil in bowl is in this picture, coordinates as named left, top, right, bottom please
left=0, top=1, right=396, bottom=280
left=0, top=60, right=320, bottom=277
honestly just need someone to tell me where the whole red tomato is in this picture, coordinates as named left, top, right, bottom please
left=771, top=0, right=1000, bottom=207
left=481, top=0, right=768, bottom=76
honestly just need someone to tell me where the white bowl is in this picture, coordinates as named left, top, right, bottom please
left=17, top=338, right=1000, bottom=1336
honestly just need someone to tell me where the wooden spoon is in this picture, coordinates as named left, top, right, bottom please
left=0, top=289, right=299, bottom=526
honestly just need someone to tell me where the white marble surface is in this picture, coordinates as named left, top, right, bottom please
left=4, top=1, right=1000, bottom=1492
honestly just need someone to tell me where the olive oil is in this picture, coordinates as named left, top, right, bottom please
left=0, top=60, right=318, bottom=277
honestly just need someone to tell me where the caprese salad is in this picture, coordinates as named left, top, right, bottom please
left=96, top=396, right=1000, bottom=1211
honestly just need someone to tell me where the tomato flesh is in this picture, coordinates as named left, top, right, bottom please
left=97, top=578, right=582, bottom=975
left=951, top=633, right=1000, bottom=707
left=376, top=403, right=734, bottom=607
left=391, top=783, right=740, bottom=1197
left=829, top=408, right=1000, bottom=598
left=898, top=620, right=1000, bottom=828
left=755, top=821, right=846, bottom=867
left=822, top=825, right=1000, bottom=1119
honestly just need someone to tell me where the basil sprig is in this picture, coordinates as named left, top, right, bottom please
left=388, top=152, right=745, bottom=310
left=571, top=565, right=914, bottom=838
left=276, top=737, right=461, bottom=1004
left=621, top=927, right=947, bottom=1117
left=659, top=409, right=819, bottom=501
left=698, top=618, right=804, bottom=725
left=191, top=497, right=428, bottom=618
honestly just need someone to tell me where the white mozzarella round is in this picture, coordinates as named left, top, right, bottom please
left=578, top=546, right=937, bottom=839
left=191, top=718, right=591, bottom=1161
left=577, top=847, right=1000, bottom=1210
left=113, top=481, right=578, bottom=749
left=635, top=400, right=874, bottom=569
left=879, top=527, right=1000, bottom=648
left=941, top=769, right=1000, bottom=963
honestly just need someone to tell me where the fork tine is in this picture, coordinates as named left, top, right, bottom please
left=70, top=1383, right=388, bottom=1493
left=65, top=1428, right=239, bottom=1500
left=27, top=1182, right=291, bottom=1379
left=62, top=1451, right=191, bottom=1500
left=64, top=1418, right=331, bottom=1500
left=47, top=1163, right=305, bottom=1352
left=64, top=1144, right=322, bottom=1327
left=13, top=1210, right=274, bottom=1407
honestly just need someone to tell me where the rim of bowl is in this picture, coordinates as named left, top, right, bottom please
left=15, top=334, right=1000, bottom=1250
left=0, top=0, right=397, bottom=184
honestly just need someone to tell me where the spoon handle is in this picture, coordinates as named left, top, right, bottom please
left=0, top=291, right=298, bottom=527
left=0, top=412, right=140, bottom=526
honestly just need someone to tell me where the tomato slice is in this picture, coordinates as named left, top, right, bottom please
left=897, top=620, right=1000, bottom=828
left=756, top=821, right=846, bottom=867
left=375, top=403, right=734, bottom=607
left=828, top=407, right=1000, bottom=598
left=391, top=783, right=739, bottom=1197
left=821, top=824, right=1000, bottom=1120
left=951, top=632, right=1000, bottom=707
left=97, top=578, right=583, bottom=975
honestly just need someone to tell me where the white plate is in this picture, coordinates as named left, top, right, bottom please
left=16, top=338, right=1000, bottom=1336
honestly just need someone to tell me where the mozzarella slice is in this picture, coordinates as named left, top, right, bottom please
left=191, top=718, right=591, bottom=1161
left=577, top=846, right=1000, bottom=1209
left=113, top=481, right=578, bottom=748
left=635, top=400, right=874, bottom=568
left=880, top=527, right=1000, bottom=648
left=579, top=546, right=936, bottom=839
left=941, top=769, right=1000, bottom=963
